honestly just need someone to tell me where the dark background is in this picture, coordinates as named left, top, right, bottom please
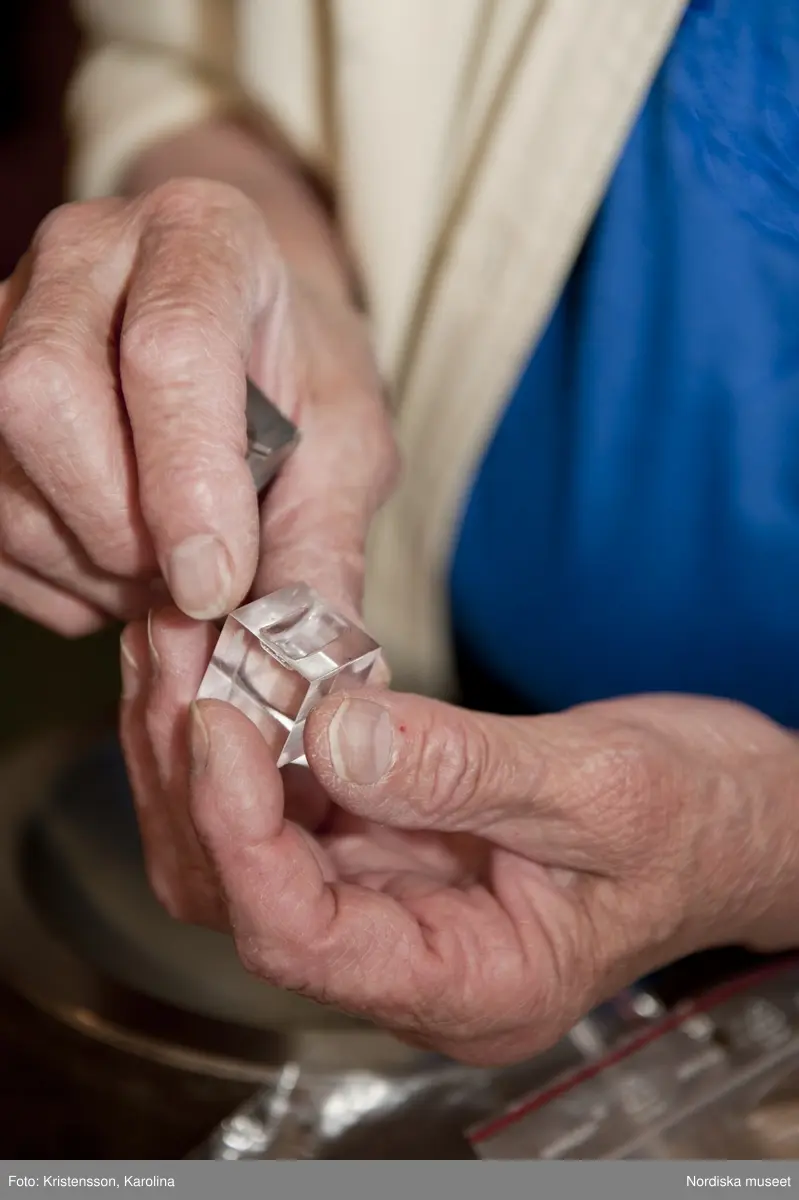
left=0, top=2, right=255, bottom=1157
left=0, top=1, right=121, bottom=753
left=0, top=0, right=78, bottom=277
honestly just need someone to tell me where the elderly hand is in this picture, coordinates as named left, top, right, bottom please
left=122, top=608, right=799, bottom=1065
left=0, top=178, right=396, bottom=635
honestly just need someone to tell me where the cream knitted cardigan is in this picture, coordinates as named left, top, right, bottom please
left=70, top=0, right=688, bottom=697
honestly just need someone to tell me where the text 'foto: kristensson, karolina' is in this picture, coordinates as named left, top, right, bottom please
left=8, top=1177, right=176, bottom=1189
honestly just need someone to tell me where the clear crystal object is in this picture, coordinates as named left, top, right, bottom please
left=197, top=583, right=381, bottom=766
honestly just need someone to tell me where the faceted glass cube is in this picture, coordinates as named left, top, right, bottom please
left=197, top=583, right=381, bottom=766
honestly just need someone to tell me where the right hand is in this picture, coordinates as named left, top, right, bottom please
left=0, top=178, right=398, bottom=635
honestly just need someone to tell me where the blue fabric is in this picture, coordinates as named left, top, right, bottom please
left=450, top=0, right=799, bottom=728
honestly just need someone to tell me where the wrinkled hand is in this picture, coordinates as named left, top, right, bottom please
left=0, top=179, right=396, bottom=634
left=122, top=609, right=799, bottom=1064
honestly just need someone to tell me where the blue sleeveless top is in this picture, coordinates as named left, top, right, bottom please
left=451, top=0, right=799, bottom=727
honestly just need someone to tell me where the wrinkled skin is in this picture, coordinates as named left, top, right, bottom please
left=5, top=178, right=797, bottom=1069
left=0, top=178, right=397, bottom=633
left=121, top=608, right=799, bottom=1066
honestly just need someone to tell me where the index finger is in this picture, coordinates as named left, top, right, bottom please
left=120, top=181, right=301, bottom=620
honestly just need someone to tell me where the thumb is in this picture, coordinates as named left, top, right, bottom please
left=304, top=689, right=540, bottom=833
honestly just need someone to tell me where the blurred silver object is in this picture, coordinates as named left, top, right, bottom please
left=189, top=969, right=799, bottom=1160
left=190, top=989, right=668, bottom=1160
left=245, top=377, right=299, bottom=494
left=470, top=962, right=799, bottom=1160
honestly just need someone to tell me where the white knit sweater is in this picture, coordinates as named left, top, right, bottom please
left=69, top=0, right=688, bottom=696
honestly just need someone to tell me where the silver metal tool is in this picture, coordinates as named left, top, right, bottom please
left=245, top=377, right=300, bottom=494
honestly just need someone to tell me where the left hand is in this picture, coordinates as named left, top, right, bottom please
left=121, top=608, right=799, bottom=1065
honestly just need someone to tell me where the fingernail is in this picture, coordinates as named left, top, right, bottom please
left=146, top=609, right=160, bottom=676
left=368, top=652, right=392, bottom=689
left=189, top=702, right=210, bottom=775
left=120, top=631, right=139, bottom=700
left=328, top=698, right=394, bottom=785
left=166, top=533, right=233, bottom=619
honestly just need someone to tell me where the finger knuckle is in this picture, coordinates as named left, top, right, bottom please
left=148, top=179, right=218, bottom=224
left=0, top=495, right=52, bottom=567
left=32, top=202, right=73, bottom=248
left=31, top=199, right=130, bottom=278
left=0, top=336, right=92, bottom=422
left=0, top=464, right=142, bottom=584
left=80, top=530, right=140, bottom=579
left=139, top=437, right=247, bottom=520
left=147, top=178, right=253, bottom=230
left=32, top=201, right=95, bottom=250
left=596, top=735, right=655, bottom=806
left=577, top=730, right=665, bottom=861
left=235, top=938, right=326, bottom=1003
left=121, top=307, right=215, bottom=382
left=0, top=341, right=53, bottom=411
left=410, top=717, right=492, bottom=825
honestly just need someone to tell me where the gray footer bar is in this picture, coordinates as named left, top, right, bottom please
left=2, top=1162, right=795, bottom=1200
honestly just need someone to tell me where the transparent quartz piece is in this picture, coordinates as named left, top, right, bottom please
left=197, top=584, right=381, bottom=766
